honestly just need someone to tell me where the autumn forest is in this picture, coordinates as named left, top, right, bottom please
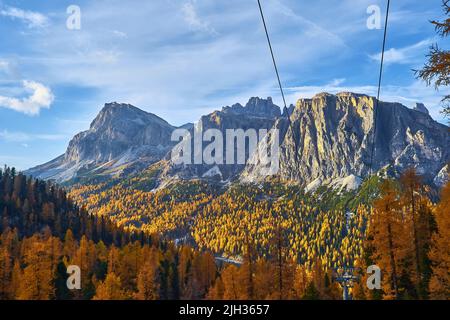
left=0, top=166, right=448, bottom=300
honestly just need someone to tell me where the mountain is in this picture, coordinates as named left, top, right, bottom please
left=163, top=97, right=281, bottom=182
left=26, top=93, right=449, bottom=189
left=241, top=92, right=449, bottom=189
left=26, top=102, right=176, bottom=183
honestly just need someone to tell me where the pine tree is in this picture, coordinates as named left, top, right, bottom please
left=270, top=217, right=289, bottom=299
left=428, top=181, right=450, bottom=299
left=9, top=261, right=21, bottom=299
left=63, top=230, right=77, bottom=260
left=415, top=0, right=450, bottom=119
left=242, top=209, right=256, bottom=299
left=136, top=259, right=160, bottom=300
left=72, top=235, right=96, bottom=299
left=54, top=261, right=73, bottom=300
left=220, top=264, right=243, bottom=300
left=93, top=272, right=128, bottom=300
left=0, top=247, right=12, bottom=299
left=207, top=276, right=224, bottom=300
left=369, top=180, right=406, bottom=299
left=302, top=282, right=320, bottom=300
left=292, top=265, right=309, bottom=299
left=17, top=237, right=55, bottom=300
left=399, top=169, right=435, bottom=298
left=178, top=246, right=193, bottom=299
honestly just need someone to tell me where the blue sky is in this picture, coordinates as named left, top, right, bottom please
left=0, top=0, right=449, bottom=170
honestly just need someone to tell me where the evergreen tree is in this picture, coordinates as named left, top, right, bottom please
left=93, top=272, right=128, bottom=300
left=429, top=181, right=450, bottom=299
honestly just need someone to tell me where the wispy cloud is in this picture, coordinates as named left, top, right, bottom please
left=112, top=30, right=127, bottom=38
left=369, top=38, right=434, bottom=64
left=269, top=0, right=347, bottom=48
left=0, top=80, right=54, bottom=115
left=0, top=6, right=48, bottom=28
left=182, top=0, right=217, bottom=35
left=0, top=0, right=446, bottom=171
left=15, top=0, right=353, bottom=125
left=0, top=0, right=446, bottom=126
left=0, top=129, right=66, bottom=143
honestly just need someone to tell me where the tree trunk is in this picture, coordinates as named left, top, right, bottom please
left=387, top=221, right=399, bottom=299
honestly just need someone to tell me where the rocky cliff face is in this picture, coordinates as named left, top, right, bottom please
left=163, top=97, right=281, bottom=182
left=26, top=93, right=449, bottom=188
left=241, top=92, right=449, bottom=189
left=26, top=102, right=176, bottom=182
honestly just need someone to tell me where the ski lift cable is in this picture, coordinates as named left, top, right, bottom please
left=257, top=0, right=298, bottom=158
left=257, top=0, right=288, bottom=111
left=369, top=0, right=391, bottom=176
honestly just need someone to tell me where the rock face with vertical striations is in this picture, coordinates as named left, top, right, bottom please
left=164, top=97, right=281, bottom=182
left=241, top=92, right=449, bottom=187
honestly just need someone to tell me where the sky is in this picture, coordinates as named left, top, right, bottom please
left=0, top=0, right=449, bottom=170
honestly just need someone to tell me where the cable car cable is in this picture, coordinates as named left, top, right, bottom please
left=369, top=0, right=391, bottom=176
left=257, top=0, right=299, bottom=163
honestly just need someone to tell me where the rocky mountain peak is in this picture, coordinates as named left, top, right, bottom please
left=292, top=92, right=376, bottom=130
left=414, top=103, right=430, bottom=115
left=96, top=102, right=146, bottom=118
left=91, top=102, right=170, bottom=132
left=26, top=102, right=176, bottom=183
left=242, top=92, right=449, bottom=186
left=222, top=97, right=281, bottom=118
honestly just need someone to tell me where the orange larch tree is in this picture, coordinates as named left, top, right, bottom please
left=428, top=181, right=450, bottom=299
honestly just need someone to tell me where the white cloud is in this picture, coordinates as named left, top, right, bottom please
left=369, top=39, right=434, bottom=64
left=378, top=48, right=406, bottom=64
left=3, top=0, right=445, bottom=127
left=113, top=30, right=127, bottom=38
left=0, top=6, right=48, bottom=28
left=0, top=80, right=54, bottom=115
left=329, top=78, right=346, bottom=86
left=181, top=1, right=217, bottom=35
left=20, top=0, right=350, bottom=126
left=0, top=129, right=66, bottom=142
left=0, top=59, right=10, bottom=72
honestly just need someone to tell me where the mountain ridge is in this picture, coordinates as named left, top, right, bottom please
left=242, top=92, right=449, bottom=188
left=26, top=102, right=177, bottom=182
left=26, top=93, right=450, bottom=189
